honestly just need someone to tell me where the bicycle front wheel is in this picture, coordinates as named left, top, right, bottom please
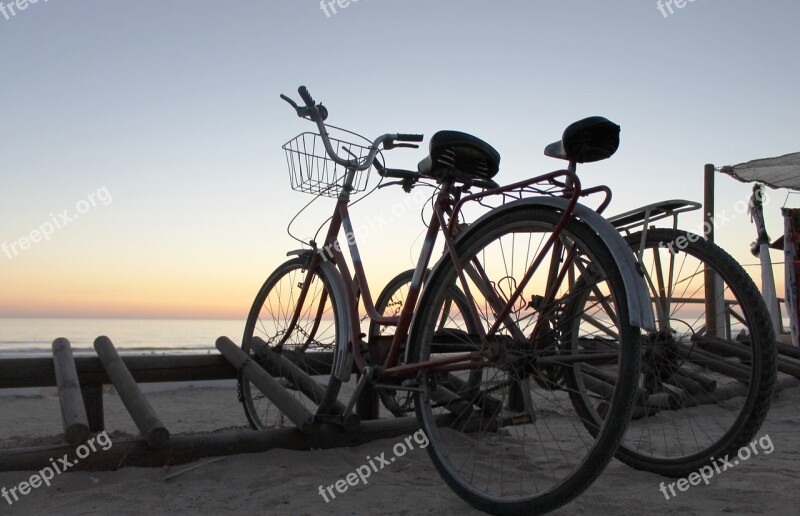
left=370, top=269, right=480, bottom=416
left=566, top=228, right=776, bottom=476
left=407, top=205, right=640, bottom=515
left=240, top=256, right=346, bottom=430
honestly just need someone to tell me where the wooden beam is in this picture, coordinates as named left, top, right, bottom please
left=52, top=338, right=91, bottom=446
left=94, top=337, right=170, bottom=449
left=0, top=350, right=334, bottom=389
left=216, top=337, right=318, bottom=435
left=777, top=341, right=800, bottom=361
left=0, top=415, right=433, bottom=472
left=675, top=342, right=753, bottom=382
left=695, top=333, right=800, bottom=379
left=249, top=337, right=360, bottom=431
left=630, top=375, right=799, bottom=419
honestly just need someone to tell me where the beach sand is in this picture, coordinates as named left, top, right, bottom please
left=1, top=381, right=798, bottom=515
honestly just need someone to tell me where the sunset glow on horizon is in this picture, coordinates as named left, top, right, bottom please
left=2, top=1, right=798, bottom=320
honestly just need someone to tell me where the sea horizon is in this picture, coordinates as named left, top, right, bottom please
left=0, top=317, right=247, bottom=358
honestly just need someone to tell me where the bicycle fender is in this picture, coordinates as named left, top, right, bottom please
left=466, top=197, right=656, bottom=331
left=286, top=250, right=355, bottom=381
left=316, top=259, right=356, bottom=382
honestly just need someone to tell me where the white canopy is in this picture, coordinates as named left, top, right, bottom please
left=721, top=152, right=800, bottom=191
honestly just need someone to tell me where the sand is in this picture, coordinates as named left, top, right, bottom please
left=1, top=380, right=798, bottom=515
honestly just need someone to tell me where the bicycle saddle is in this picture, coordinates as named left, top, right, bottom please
left=418, top=130, right=500, bottom=182
left=544, top=116, right=620, bottom=163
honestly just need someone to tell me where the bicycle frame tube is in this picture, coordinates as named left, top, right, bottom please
left=382, top=187, right=451, bottom=369
left=382, top=184, right=584, bottom=378
left=279, top=165, right=613, bottom=381
left=339, top=213, right=399, bottom=326
left=280, top=172, right=450, bottom=373
left=381, top=173, right=608, bottom=378
left=482, top=177, right=582, bottom=337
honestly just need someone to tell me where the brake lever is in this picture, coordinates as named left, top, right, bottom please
left=280, top=94, right=299, bottom=110
left=280, top=93, right=328, bottom=121
left=379, top=178, right=418, bottom=193
left=280, top=93, right=307, bottom=117
left=378, top=180, right=405, bottom=189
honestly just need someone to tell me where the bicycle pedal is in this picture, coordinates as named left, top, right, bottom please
left=501, top=411, right=533, bottom=426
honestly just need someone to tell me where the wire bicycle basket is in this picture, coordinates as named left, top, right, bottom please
left=283, top=131, right=373, bottom=198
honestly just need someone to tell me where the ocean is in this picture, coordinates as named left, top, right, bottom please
left=0, top=318, right=246, bottom=358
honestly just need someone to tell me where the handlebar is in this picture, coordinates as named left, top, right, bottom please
left=373, top=159, right=499, bottom=192
left=281, top=85, right=423, bottom=172
left=374, top=161, right=420, bottom=180
left=280, top=86, right=328, bottom=122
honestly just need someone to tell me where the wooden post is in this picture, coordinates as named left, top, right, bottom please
left=249, top=337, right=359, bottom=430
left=703, top=164, right=721, bottom=336
left=81, top=384, right=105, bottom=433
left=216, top=336, right=318, bottom=434
left=355, top=381, right=380, bottom=422
left=704, top=164, right=715, bottom=244
left=52, top=338, right=91, bottom=446
left=94, top=337, right=170, bottom=448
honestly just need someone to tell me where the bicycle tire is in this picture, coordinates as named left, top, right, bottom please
left=240, top=256, right=346, bottom=430
left=407, top=205, right=640, bottom=515
left=565, top=228, right=777, bottom=476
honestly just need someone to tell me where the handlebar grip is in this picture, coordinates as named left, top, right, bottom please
left=298, top=86, right=314, bottom=106
left=396, top=133, right=424, bottom=143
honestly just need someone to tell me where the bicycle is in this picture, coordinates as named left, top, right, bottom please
left=240, top=86, right=654, bottom=514
left=374, top=200, right=777, bottom=478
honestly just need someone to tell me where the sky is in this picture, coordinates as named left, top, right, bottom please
left=1, top=0, right=799, bottom=319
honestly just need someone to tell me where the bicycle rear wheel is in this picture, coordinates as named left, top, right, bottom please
left=565, top=228, right=776, bottom=476
left=407, top=205, right=640, bottom=515
left=240, top=256, right=346, bottom=430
